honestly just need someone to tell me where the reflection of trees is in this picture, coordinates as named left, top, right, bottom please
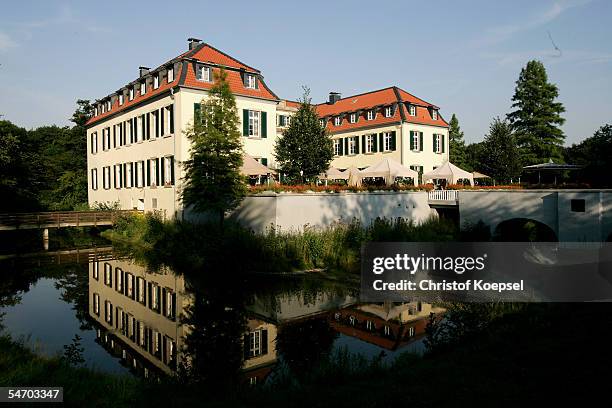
left=54, top=263, right=92, bottom=330
left=276, top=317, right=338, bottom=378
left=179, top=272, right=248, bottom=387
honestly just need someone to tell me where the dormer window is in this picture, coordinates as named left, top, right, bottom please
left=167, top=66, right=174, bottom=82
left=129, top=87, right=134, bottom=101
left=367, top=110, right=374, bottom=120
left=107, top=101, right=111, bottom=111
left=140, top=81, right=146, bottom=95
left=245, top=74, right=256, bottom=89
left=334, top=116, right=341, bottom=126
left=94, top=107, right=98, bottom=116
left=153, top=75, right=159, bottom=89
left=319, top=119, right=326, bottom=128
left=384, top=106, right=393, bottom=117
left=349, top=113, right=357, bottom=124
left=119, top=94, right=124, bottom=105
left=409, top=105, right=416, bottom=116
left=432, top=109, right=438, bottom=120
left=197, top=65, right=211, bottom=82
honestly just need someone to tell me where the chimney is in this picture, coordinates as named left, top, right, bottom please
left=328, top=92, right=341, bottom=104
left=188, top=37, right=202, bottom=50
left=139, top=66, right=150, bottom=77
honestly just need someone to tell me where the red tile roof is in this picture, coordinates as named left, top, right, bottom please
left=315, top=86, right=448, bottom=132
left=86, top=42, right=277, bottom=126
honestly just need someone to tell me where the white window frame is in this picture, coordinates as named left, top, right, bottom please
left=384, top=106, right=393, bottom=117
left=333, top=139, right=341, bottom=156
left=348, top=137, right=356, bottom=155
left=164, top=156, right=173, bottom=185
left=91, top=168, right=98, bottom=190
left=114, top=165, right=121, bottom=189
left=90, top=132, right=98, bottom=154
left=101, top=104, right=105, bottom=114
left=246, top=74, right=256, bottom=89
left=367, top=110, right=374, bottom=120
left=198, top=65, right=211, bottom=82
left=103, top=166, right=111, bottom=189
left=107, top=101, right=111, bottom=111
left=412, top=132, right=420, bottom=151
left=334, top=116, right=341, bottom=126
left=126, top=163, right=133, bottom=188
left=150, top=159, right=158, bottom=186
left=383, top=132, right=392, bottom=152
left=365, top=134, right=374, bottom=153
left=434, top=134, right=442, bottom=153
left=119, top=94, right=124, bottom=105
left=350, top=113, right=357, bottom=123
left=409, top=105, right=416, bottom=116
left=129, top=87, right=134, bottom=101
left=140, top=81, right=146, bottom=95
left=432, top=109, right=438, bottom=120
left=93, top=293, right=100, bottom=315
left=136, top=161, right=144, bottom=188
left=167, top=66, right=174, bottom=82
left=248, top=110, right=260, bottom=137
left=319, top=119, right=326, bottom=128
left=153, top=75, right=159, bottom=89
left=94, top=107, right=98, bottom=116
left=248, top=330, right=262, bottom=358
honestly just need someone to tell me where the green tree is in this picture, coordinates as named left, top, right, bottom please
left=480, top=118, right=522, bottom=184
left=465, top=142, right=485, bottom=173
left=448, top=114, right=468, bottom=169
left=507, top=60, right=565, bottom=165
left=181, top=69, right=246, bottom=225
left=274, top=88, right=333, bottom=183
left=565, top=123, right=612, bottom=187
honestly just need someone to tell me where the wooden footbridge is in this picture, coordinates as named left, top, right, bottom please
left=0, top=210, right=139, bottom=231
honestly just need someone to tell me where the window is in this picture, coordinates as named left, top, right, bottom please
left=90, top=132, right=98, bottom=154
left=319, top=119, right=326, bottom=128
left=107, top=101, right=111, bottom=111
left=150, top=159, right=158, bottom=186
left=119, top=94, right=124, bottom=105
left=571, top=199, right=585, bottom=212
left=334, top=116, right=341, bottom=126
left=350, top=113, right=357, bottom=123
left=103, top=166, right=111, bottom=189
left=165, top=290, right=175, bottom=318
left=384, top=106, right=393, bottom=117
left=163, top=156, right=174, bottom=185
left=114, top=165, right=122, bottom=189
left=348, top=137, right=356, bottom=155
left=411, top=131, right=421, bottom=151
left=101, top=104, right=105, bottom=114
left=278, top=115, right=291, bottom=127
left=126, top=273, right=134, bottom=299
left=408, top=326, right=416, bottom=337
left=103, top=127, right=111, bottom=150
left=433, top=134, right=443, bottom=153
left=333, top=139, right=341, bottom=156
left=197, top=65, right=211, bottom=82
left=367, top=110, right=374, bottom=120
left=129, top=87, right=135, bottom=101
left=245, top=74, right=256, bottom=89
left=115, top=268, right=123, bottom=292
left=167, top=66, right=174, bottom=82
left=365, top=134, right=374, bottom=153
left=91, top=168, right=98, bottom=190
left=153, top=75, right=159, bottom=89
left=93, top=293, right=100, bottom=316
left=94, top=107, right=98, bottom=116
left=150, top=283, right=159, bottom=311
left=126, top=163, right=133, bottom=188
left=432, top=109, right=438, bottom=120
left=383, top=132, right=393, bottom=151
left=105, top=301, right=113, bottom=324
left=137, top=277, right=146, bottom=305
left=248, top=330, right=265, bottom=358
left=248, top=110, right=260, bottom=137
left=140, top=81, right=146, bottom=95
left=409, top=105, right=416, bottom=116
left=92, top=262, right=99, bottom=280
left=136, top=161, right=144, bottom=188
left=165, top=105, right=174, bottom=135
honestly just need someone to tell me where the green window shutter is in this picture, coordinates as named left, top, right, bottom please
left=391, top=131, right=397, bottom=151
left=372, top=134, right=377, bottom=152
left=344, top=138, right=348, bottom=155
left=155, top=158, right=160, bottom=185
left=361, top=135, right=366, bottom=152
left=160, top=109, right=165, bottom=137
left=160, top=157, right=165, bottom=184
left=146, top=160, right=151, bottom=186
left=243, top=109, right=249, bottom=136
left=261, top=111, right=267, bottom=138
left=169, top=105, right=174, bottom=134
left=379, top=133, right=384, bottom=151
left=409, top=131, right=414, bottom=150
left=261, top=158, right=268, bottom=166
left=419, top=132, right=423, bottom=152
left=170, top=156, right=175, bottom=185
left=433, top=134, right=437, bottom=152
left=355, top=136, right=359, bottom=154
left=146, top=113, right=151, bottom=140
left=338, top=139, right=343, bottom=156
left=194, top=103, right=201, bottom=124
left=441, top=134, right=446, bottom=153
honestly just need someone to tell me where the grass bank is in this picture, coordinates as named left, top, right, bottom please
left=101, top=213, right=458, bottom=274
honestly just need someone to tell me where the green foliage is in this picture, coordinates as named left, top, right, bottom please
left=507, top=60, right=566, bottom=165
left=181, top=69, right=246, bottom=224
left=274, top=88, right=333, bottom=183
left=565, top=123, right=612, bottom=187
left=61, top=334, right=85, bottom=367
left=480, top=118, right=522, bottom=183
left=448, top=114, right=469, bottom=169
left=0, top=121, right=38, bottom=211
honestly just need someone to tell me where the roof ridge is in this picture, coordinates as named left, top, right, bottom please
left=315, top=86, right=396, bottom=106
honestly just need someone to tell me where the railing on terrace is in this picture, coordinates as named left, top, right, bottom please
left=427, top=190, right=458, bottom=203
left=0, top=210, right=140, bottom=231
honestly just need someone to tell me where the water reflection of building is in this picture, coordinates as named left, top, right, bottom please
left=329, top=302, right=444, bottom=351
left=88, top=258, right=187, bottom=377
left=242, top=318, right=277, bottom=385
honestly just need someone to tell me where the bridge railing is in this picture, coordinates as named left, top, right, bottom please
left=428, top=190, right=458, bottom=202
left=0, top=210, right=139, bottom=229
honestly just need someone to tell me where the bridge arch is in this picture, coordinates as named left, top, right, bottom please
left=493, top=218, right=558, bottom=242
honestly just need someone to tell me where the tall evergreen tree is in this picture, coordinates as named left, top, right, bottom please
left=481, top=118, right=522, bottom=183
left=448, top=113, right=468, bottom=169
left=565, top=123, right=612, bottom=187
left=507, top=60, right=565, bottom=165
left=274, top=88, right=333, bottom=183
left=181, top=69, right=246, bottom=225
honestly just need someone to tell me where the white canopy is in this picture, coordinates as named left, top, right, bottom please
left=423, top=161, right=473, bottom=185
left=360, top=158, right=419, bottom=186
left=319, top=166, right=349, bottom=180
left=344, top=166, right=363, bottom=187
left=240, top=154, right=276, bottom=176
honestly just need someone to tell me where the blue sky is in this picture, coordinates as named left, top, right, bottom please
left=0, top=0, right=610, bottom=145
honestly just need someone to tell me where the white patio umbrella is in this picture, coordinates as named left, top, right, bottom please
left=360, top=158, right=419, bottom=186
left=240, top=154, right=276, bottom=176
left=319, top=166, right=349, bottom=181
left=344, top=166, right=363, bottom=187
left=422, top=161, right=473, bottom=185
